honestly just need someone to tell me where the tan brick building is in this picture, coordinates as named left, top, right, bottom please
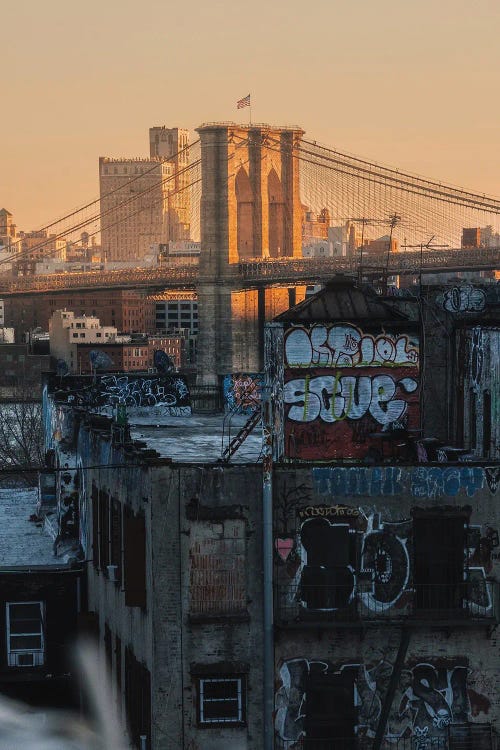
left=100, top=128, right=190, bottom=262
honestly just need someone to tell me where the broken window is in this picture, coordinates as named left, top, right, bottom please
left=197, top=676, right=246, bottom=726
left=190, top=520, right=246, bottom=616
left=413, top=513, right=466, bottom=611
left=6, top=602, right=44, bottom=667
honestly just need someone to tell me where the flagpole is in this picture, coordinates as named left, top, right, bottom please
left=249, top=94, right=252, bottom=125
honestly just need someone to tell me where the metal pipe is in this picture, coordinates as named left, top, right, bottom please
left=262, top=393, right=274, bottom=750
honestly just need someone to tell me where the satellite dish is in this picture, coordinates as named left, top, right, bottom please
left=56, top=359, right=69, bottom=376
left=89, top=350, right=113, bottom=371
left=154, top=349, right=174, bottom=374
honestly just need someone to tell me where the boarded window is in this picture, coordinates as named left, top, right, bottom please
left=110, top=498, right=122, bottom=583
left=190, top=521, right=246, bottom=616
left=104, top=623, right=112, bottom=671
left=99, top=491, right=110, bottom=572
left=115, top=635, right=122, bottom=705
left=125, top=647, right=151, bottom=749
left=305, top=669, right=356, bottom=747
left=469, top=388, right=477, bottom=450
left=299, top=518, right=357, bottom=610
left=413, top=514, right=466, bottom=610
left=92, top=484, right=99, bottom=570
left=483, top=390, right=491, bottom=458
left=124, top=507, right=147, bottom=608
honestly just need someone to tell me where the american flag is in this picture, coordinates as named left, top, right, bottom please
left=237, top=94, right=251, bottom=109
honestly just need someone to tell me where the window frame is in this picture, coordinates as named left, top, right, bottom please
left=197, top=675, right=246, bottom=727
left=6, top=601, right=45, bottom=667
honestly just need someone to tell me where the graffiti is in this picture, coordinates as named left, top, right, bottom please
left=468, top=327, right=483, bottom=391
left=281, top=325, right=420, bottom=460
left=284, top=323, right=419, bottom=369
left=287, top=510, right=411, bottom=614
left=275, top=658, right=471, bottom=745
left=298, top=504, right=360, bottom=519
left=264, top=323, right=285, bottom=460
left=438, top=285, right=486, bottom=313
left=100, top=374, right=189, bottom=408
left=485, top=467, right=500, bottom=494
left=275, top=538, right=294, bottom=562
left=360, top=516, right=411, bottom=612
left=285, top=372, right=418, bottom=425
left=45, top=372, right=191, bottom=416
left=223, top=372, right=262, bottom=413
left=313, top=466, right=487, bottom=498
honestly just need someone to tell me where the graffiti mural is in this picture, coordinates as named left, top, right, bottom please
left=283, top=324, right=420, bottom=460
left=223, top=372, right=262, bottom=413
left=45, top=372, right=191, bottom=417
left=284, top=324, right=419, bottom=369
left=312, top=466, right=490, bottom=499
left=275, top=658, right=473, bottom=746
left=275, top=499, right=498, bottom=620
left=277, top=508, right=413, bottom=617
left=437, top=285, right=487, bottom=314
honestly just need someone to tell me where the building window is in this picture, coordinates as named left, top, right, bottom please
left=124, top=506, right=146, bottom=608
left=190, top=520, right=246, bottom=616
left=483, top=390, right=492, bottom=457
left=197, top=676, right=246, bottom=726
left=6, top=602, right=45, bottom=667
left=413, top=512, right=466, bottom=610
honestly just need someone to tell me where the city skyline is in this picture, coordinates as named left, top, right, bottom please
left=3, top=0, right=500, bottom=231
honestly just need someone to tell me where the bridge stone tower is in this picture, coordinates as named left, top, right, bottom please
left=196, top=123, right=304, bottom=385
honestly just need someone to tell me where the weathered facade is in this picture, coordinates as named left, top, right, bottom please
left=42, top=277, right=500, bottom=749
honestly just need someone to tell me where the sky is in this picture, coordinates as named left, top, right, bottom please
left=2, top=0, right=500, bottom=231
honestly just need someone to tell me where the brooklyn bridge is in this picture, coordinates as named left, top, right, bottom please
left=2, top=123, right=499, bottom=382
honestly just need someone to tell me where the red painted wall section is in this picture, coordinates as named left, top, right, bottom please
left=283, top=323, right=420, bottom=461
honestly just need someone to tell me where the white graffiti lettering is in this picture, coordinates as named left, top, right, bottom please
left=284, top=374, right=418, bottom=426
left=440, top=285, right=486, bottom=313
left=285, top=324, right=419, bottom=368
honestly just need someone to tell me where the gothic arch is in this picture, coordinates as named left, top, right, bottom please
left=268, top=167, right=285, bottom=257
left=235, top=167, right=255, bottom=259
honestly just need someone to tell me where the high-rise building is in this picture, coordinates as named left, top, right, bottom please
left=99, top=127, right=190, bottom=263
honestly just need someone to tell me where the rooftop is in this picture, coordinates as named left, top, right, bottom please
left=129, top=413, right=262, bottom=463
left=0, top=486, right=67, bottom=569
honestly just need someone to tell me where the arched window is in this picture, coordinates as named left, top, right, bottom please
left=268, top=168, right=284, bottom=257
left=235, top=167, right=254, bottom=259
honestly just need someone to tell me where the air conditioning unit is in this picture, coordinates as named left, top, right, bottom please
left=107, top=565, right=119, bottom=582
left=9, top=651, right=44, bottom=667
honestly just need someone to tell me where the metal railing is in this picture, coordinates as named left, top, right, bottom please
left=275, top=581, right=499, bottom=626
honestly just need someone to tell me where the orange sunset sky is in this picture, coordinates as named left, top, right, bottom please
left=2, top=0, right=500, bottom=231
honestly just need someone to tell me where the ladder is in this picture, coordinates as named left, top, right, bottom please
left=221, top=408, right=261, bottom=462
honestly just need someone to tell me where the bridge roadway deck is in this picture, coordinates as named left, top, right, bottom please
left=0, top=247, right=498, bottom=297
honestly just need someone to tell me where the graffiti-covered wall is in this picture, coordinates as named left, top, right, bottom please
left=282, top=323, right=420, bottom=460
left=223, top=372, right=262, bottom=413
left=273, top=464, right=500, bottom=748
left=457, top=326, right=500, bottom=460
left=44, top=372, right=191, bottom=418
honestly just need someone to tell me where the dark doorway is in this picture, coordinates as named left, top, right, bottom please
left=304, top=669, right=356, bottom=750
left=413, top=515, right=465, bottom=611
